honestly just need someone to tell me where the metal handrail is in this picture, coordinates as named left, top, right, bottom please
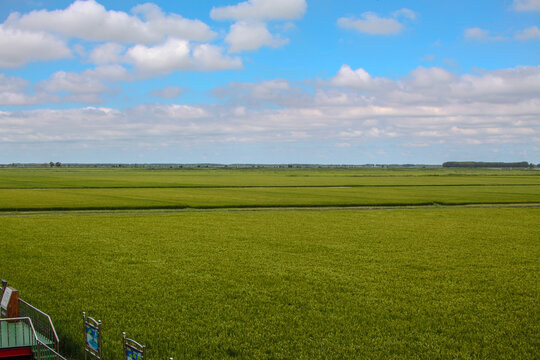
left=0, top=317, right=66, bottom=360
left=19, top=298, right=60, bottom=349
left=1, top=284, right=60, bottom=350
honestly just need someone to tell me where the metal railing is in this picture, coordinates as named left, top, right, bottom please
left=0, top=317, right=66, bottom=360
left=1, top=284, right=60, bottom=350
left=19, top=298, right=60, bottom=350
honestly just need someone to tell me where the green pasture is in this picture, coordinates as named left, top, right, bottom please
left=0, top=168, right=539, bottom=211
left=0, top=168, right=538, bottom=359
left=0, top=185, right=539, bottom=211
left=0, top=167, right=539, bottom=189
left=0, top=208, right=538, bottom=359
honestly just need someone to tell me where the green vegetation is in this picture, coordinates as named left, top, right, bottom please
left=0, top=185, right=539, bottom=211
left=1, top=167, right=539, bottom=189
left=1, top=208, right=538, bottom=359
left=0, top=168, right=538, bottom=211
left=0, top=168, right=538, bottom=359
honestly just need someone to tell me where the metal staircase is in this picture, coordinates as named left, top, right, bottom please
left=0, top=285, right=65, bottom=360
left=0, top=317, right=64, bottom=360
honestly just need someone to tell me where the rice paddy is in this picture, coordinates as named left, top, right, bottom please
left=0, top=168, right=538, bottom=359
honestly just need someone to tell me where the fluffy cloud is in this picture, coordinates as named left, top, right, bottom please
left=0, top=74, right=56, bottom=105
left=329, top=64, right=540, bottom=105
left=212, top=0, right=305, bottom=52
left=127, top=38, right=192, bottom=74
left=226, top=22, right=289, bottom=52
left=192, top=44, right=244, bottom=71
left=1, top=65, right=538, bottom=161
left=89, top=43, right=126, bottom=65
left=33, top=65, right=129, bottom=104
left=330, top=65, right=374, bottom=89
left=512, top=0, right=540, bottom=11
left=515, top=26, right=540, bottom=40
left=451, top=66, right=540, bottom=102
left=329, top=65, right=394, bottom=91
left=464, top=27, right=506, bottom=41
left=409, top=67, right=455, bottom=87
left=210, top=0, right=307, bottom=21
left=38, top=70, right=110, bottom=97
left=5, top=0, right=216, bottom=44
left=0, top=25, right=71, bottom=68
left=126, top=38, right=242, bottom=74
left=337, top=9, right=417, bottom=35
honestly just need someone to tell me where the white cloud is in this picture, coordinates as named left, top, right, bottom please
left=512, top=0, right=540, bottom=11
left=464, top=27, right=507, bottom=41
left=150, top=86, right=186, bottom=98
left=329, top=65, right=393, bottom=90
left=89, top=43, right=126, bottom=65
left=0, top=74, right=56, bottom=105
left=1, top=65, right=538, bottom=161
left=34, top=65, right=130, bottom=104
left=210, top=0, right=307, bottom=21
left=213, top=0, right=304, bottom=53
left=330, top=65, right=374, bottom=89
left=91, top=64, right=130, bottom=81
left=226, top=21, right=289, bottom=52
left=337, top=9, right=417, bottom=35
left=192, top=44, right=244, bottom=71
left=409, top=66, right=454, bottom=87
left=5, top=0, right=216, bottom=44
left=451, top=66, right=540, bottom=101
left=37, top=70, right=112, bottom=104
left=39, top=71, right=109, bottom=95
left=126, top=38, right=242, bottom=75
left=126, top=38, right=192, bottom=74
left=0, top=25, right=71, bottom=68
left=515, top=26, right=540, bottom=40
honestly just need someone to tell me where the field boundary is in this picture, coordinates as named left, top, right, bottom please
left=1, top=183, right=539, bottom=190
left=1, top=202, right=538, bottom=217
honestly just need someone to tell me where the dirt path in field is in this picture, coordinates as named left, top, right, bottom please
left=0, top=203, right=538, bottom=218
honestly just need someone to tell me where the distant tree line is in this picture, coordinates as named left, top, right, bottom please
left=442, top=161, right=532, bottom=168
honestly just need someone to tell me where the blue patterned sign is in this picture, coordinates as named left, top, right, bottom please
left=86, top=325, right=99, bottom=352
left=126, top=347, right=143, bottom=360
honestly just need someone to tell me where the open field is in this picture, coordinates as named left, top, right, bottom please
left=1, top=168, right=539, bottom=188
left=1, top=185, right=539, bottom=211
left=0, top=168, right=539, bottom=359
left=0, top=168, right=539, bottom=211
left=1, top=208, right=538, bottom=359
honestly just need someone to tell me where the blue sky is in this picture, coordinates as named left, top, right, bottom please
left=0, top=0, right=539, bottom=164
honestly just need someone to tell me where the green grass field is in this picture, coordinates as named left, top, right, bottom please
left=0, top=168, right=538, bottom=359
left=0, top=168, right=539, bottom=211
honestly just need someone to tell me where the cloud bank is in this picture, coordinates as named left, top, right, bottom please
left=2, top=65, right=538, bottom=159
left=5, top=0, right=216, bottom=44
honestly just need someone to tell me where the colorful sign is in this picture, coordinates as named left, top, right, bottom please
left=85, top=325, right=99, bottom=352
left=123, top=332, right=145, bottom=360
left=126, top=346, right=143, bottom=360
left=83, top=312, right=102, bottom=360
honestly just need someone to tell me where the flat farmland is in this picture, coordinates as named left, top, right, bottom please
left=0, top=168, right=539, bottom=211
left=0, top=168, right=538, bottom=359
